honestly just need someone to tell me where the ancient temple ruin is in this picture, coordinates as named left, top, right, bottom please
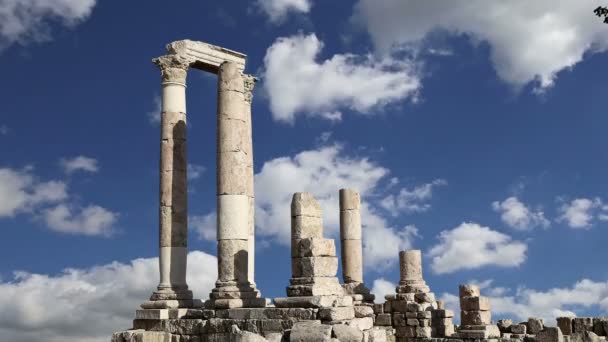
left=111, top=40, right=608, bottom=342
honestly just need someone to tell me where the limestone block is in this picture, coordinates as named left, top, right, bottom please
left=395, top=293, right=415, bottom=301
left=114, top=330, right=172, bottom=342
left=287, top=280, right=344, bottom=297
left=538, top=327, right=565, bottom=342
left=264, top=333, right=283, bottom=342
left=407, top=319, right=419, bottom=326
left=393, top=313, right=406, bottom=326
left=398, top=250, right=422, bottom=282
left=461, top=310, right=492, bottom=326
left=161, top=112, right=187, bottom=140
left=140, top=299, right=203, bottom=309
left=209, top=298, right=266, bottom=309
left=291, top=193, right=322, bottom=217
left=217, top=239, right=249, bottom=282
left=217, top=151, right=253, bottom=195
left=217, top=195, right=249, bottom=240
left=457, top=325, right=501, bottom=339
left=217, top=117, right=248, bottom=153
left=340, top=189, right=361, bottom=210
left=436, top=324, right=455, bottom=337
left=354, top=305, right=375, bottom=318
left=432, top=309, right=454, bottom=318
left=574, top=318, right=594, bottom=333
left=373, top=304, right=384, bottom=314
left=511, top=324, right=527, bottom=334
left=292, top=257, right=338, bottom=278
left=528, top=318, right=545, bottom=334
left=459, top=284, right=480, bottom=298
left=417, top=311, right=431, bottom=319
left=319, top=306, right=355, bottom=321
left=332, top=324, right=364, bottom=341
left=405, top=312, right=417, bottom=318
left=292, top=238, right=336, bottom=257
left=348, top=317, right=374, bottom=331
left=342, top=282, right=371, bottom=296
left=290, top=321, right=332, bottom=342
left=460, top=296, right=491, bottom=311
left=291, top=216, right=323, bottom=239
left=593, top=318, right=608, bottom=336
left=274, top=295, right=352, bottom=308
left=414, top=292, right=435, bottom=304
left=558, top=317, right=574, bottom=335
left=340, top=210, right=362, bottom=239
left=368, top=328, right=388, bottom=342
left=416, top=326, right=432, bottom=338
left=218, top=62, right=245, bottom=92
left=395, top=326, right=416, bottom=338
left=391, top=300, right=407, bottom=313
left=383, top=301, right=391, bottom=313
left=218, top=90, right=246, bottom=121
left=497, top=319, right=513, bottom=333
left=135, top=309, right=206, bottom=320
left=375, top=313, right=392, bottom=326
left=406, top=302, right=430, bottom=312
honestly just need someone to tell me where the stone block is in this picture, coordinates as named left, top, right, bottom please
left=373, top=304, right=384, bottom=314
left=593, top=318, right=607, bottom=336
left=291, top=193, right=322, bottom=217
left=573, top=318, right=594, bottom=333
left=415, top=292, right=436, bottom=304
left=291, top=216, right=323, bottom=239
left=292, top=238, right=336, bottom=257
left=214, top=308, right=316, bottom=320
left=457, top=325, right=501, bottom=339
left=339, top=189, right=361, bottom=210
left=395, top=326, right=416, bottom=338
left=391, top=300, right=408, bottom=313
left=292, top=257, right=338, bottom=278
left=375, top=313, right=392, bottom=326
left=528, top=318, right=545, bottom=334
left=393, top=313, right=406, bottom=326
left=432, top=309, right=454, bottom=318
left=217, top=116, right=248, bottom=153
left=217, top=150, right=253, bottom=195
left=209, top=298, right=266, bottom=309
left=368, top=328, right=388, bottom=342
left=416, top=327, right=432, bottom=338
left=290, top=321, right=332, bottom=342
left=407, top=318, right=419, bottom=326
left=383, top=301, right=392, bottom=313
left=537, top=327, right=564, bottom=342
left=459, top=284, right=480, bottom=298
left=354, top=305, right=374, bottom=318
left=460, top=296, right=491, bottom=311
left=340, top=210, right=362, bottom=239
left=558, top=317, right=574, bottom=335
left=498, top=319, right=513, bottom=333
left=461, top=310, right=492, bottom=326
left=511, top=324, right=527, bottom=334
left=217, top=195, right=250, bottom=240
left=395, top=293, right=415, bottom=301
left=417, top=311, right=431, bottom=319
left=332, top=324, right=364, bottom=342
left=274, top=295, right=352, bottom=308
left=347, top=317, right=374, bottom=331
left=287, top=282, right=344, bottom=297
left=319, top=306, right=355, bottom=321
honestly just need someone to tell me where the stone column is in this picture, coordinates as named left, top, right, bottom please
left=209, top=62, right=265, bottom=308
left=147, top=54, right=193, bottom=306
left=339, top=189, right=373, bottom=303
left=243, top=75, right=256, bottom=286
left=399, top=250, right=422, bottom=284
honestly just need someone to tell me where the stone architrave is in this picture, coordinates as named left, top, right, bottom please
left=142, top=53, right=197, bottom=309
left=339, top=188, right=373, bottom=303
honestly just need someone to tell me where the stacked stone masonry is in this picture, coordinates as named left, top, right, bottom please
left=112, top=39, right=608, bottom=342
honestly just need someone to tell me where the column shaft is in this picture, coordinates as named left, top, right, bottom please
left=339, top=188, right=363, bottom=283
left=152, top=55, right=192, bottom=301
left=399, top=250, right=423, bottom=283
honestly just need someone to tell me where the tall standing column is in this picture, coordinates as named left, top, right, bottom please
left=209, top=62, right=265, bottom=309
left=243, top=75, right=256, bottom=286
left=147, top=54, right=193, bottom=306
left=339, top=188, right=373, bottom=303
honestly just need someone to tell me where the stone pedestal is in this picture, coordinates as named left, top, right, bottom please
left=142, top=54, right=198, bottom=310
left=275, top=193, right=349, bottom=313
left=207, top=62, right=265, bottom=309
left=339, top=188, right=374, bottom=304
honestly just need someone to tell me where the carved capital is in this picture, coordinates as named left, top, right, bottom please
left=243, top=74, right=257, bottom=104
left=153, top=54, right=194, bottom=85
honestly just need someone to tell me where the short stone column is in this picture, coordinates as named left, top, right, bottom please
left=208, top=62, right=265, bottom=309
left=339, top=188, right=373, bottom=304
left=456, top=284, right=500, bottom=339
left=143, top=54, right=196, bottom=309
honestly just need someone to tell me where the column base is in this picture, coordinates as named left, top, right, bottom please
left=342, top=282, right=375, bottom=304
left=206, top=280, right=267, bottom=309
left=142, top=285, right=201, bottom=309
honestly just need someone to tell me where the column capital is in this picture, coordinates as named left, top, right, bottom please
left=243, top=74, right=257, bottom=104
left=153, top=54, right=194, bottom=85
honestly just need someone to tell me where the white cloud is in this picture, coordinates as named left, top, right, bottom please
left=187, top=163, right=205, bottom=181
left=0, top=0, right=96, bottom=50
left=60, top=156, right=99, bottom=174
left=255, top=0, right=311, bottom=23
left=428, top=222, right=527, bottom=274
left=380, top=179, right=446, bottom=215
left=262, top=33, right=421, bottom=123
left=492, top=196, right=550, bottom=230
left=146, top=95, right=161, bottom=124
left=371, top=278, right=396, bottom=303
left=0, top=125, right=8, bottom=135
left=0, top=251, right=216, bottom=342
left=440, top=278, right=608, bottom=324
left=190, top=213, right=216, bottom=241
left=558, top=197, right=605, bottom=229
left=353, top=0, right=608, bottom=91
left=42, top=204, right=117, bottom=236
left=255, top=144, right=422, bottom=269
left=0, top=167, right=67, bottom=217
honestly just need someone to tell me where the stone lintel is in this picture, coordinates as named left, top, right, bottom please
left=166, top=39, right=246, bottom=74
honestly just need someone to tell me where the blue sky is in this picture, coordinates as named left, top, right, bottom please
left=1, top=0, right=608, bottom=341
